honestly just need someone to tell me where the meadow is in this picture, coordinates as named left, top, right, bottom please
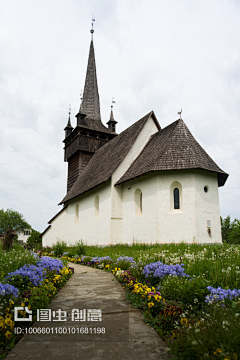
left=48, top=241, right=240, bottom=360
left=1, top=240, right=240, bottom=359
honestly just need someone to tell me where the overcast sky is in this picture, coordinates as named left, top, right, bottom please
left=0, top=0, right=240, bottom=232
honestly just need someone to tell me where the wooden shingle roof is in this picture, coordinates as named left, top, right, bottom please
left=59, top=111, right=159, bottom=204
left=116, top=119, right=228, bottom=187
left=80, top=40, right=101, bottom=121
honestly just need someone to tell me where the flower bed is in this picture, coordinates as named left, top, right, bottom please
left=65, top=248, right=240, bottom=360
left=0, top=251, right=72, bottom=358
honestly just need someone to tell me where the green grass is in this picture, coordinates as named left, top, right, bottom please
left=0, top=241, right=37, bottom=281
left=63, top=242, right=240, bottom=289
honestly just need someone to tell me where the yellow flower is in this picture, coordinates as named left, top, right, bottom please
left=115, top=267, right=117, bottom=272
left=9, top=300, right=14, bottom=305
left=5, top=314, right=11, bottom=319
left=5, top=331, right=12, bottom=339
left=5, top=319, right=13, bottom=327
left=181, top=318, right=188, bottom=325
left=214, top=349, right=224, bottom=355
left=5, top=308, right=10, bottom=313
left=21, top=303, right=25, bottom=307
left=0, top=320, right=4, bottom=327
left=148, top=302, right=154, bottom=308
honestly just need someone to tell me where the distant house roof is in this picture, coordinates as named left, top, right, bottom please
left=59, top=111, right=160, bottom=204
left=116, top=119, right=228, bottom=187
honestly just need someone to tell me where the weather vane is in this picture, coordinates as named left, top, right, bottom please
left=80, top=89, right=83, bottom=101
left=111, top=97, right=116, bottom=109
left=90, top=16, right=95, bottom=38
left=178, top=109, right=182, bottom=120
left=69, top=104, right=71, bottom=115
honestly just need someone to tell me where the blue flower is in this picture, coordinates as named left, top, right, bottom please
left=205, top=286, right=240, bottom=304
left=143, top=262, right=189, bottom=280
left=0, top=282, right=19, bottom=298
left=116, top=256, right=135, bottom=264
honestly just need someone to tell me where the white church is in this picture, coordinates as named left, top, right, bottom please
left=42, top=30, right=228, bottom=247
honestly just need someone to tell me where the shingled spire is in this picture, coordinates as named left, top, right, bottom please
left=63, top=27, right=117, bottom=193
left=78, top=39, right=101, bottom=121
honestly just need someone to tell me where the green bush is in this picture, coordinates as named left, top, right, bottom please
left=75, top=240, right=86, bottom=256
left=112, top=260, right=132, bottom=270
left=52, top=241, right=67, bottom=256
left=169, top=304, right=240, bottom=360
left=161, top=275, right=210, bottom=308
left=27, top=230, right=42, bottom=246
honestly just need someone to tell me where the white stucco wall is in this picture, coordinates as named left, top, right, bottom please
left=110, top=114, right=159, bottom=244
left=121, top=169, right=222, bottom=244
left=42, top=181, right=112, bottom=247
left=194, top=170, right=222, bottom=243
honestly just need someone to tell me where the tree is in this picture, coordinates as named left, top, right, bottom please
left=2, top=228, right=17, bottom=250
left=228, top=219, right=240, bottom=245
left=220, top=215, right=232, bottom=243
left=220, top=215, right=240, bottom=245
left=0, top=208, right=31, bottom=234
left=27, top=230, right=42, bottom=245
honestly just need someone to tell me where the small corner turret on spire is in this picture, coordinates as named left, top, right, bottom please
left=107, top=98, right=118, bottom=133
left=64, top=105, right=73, bottom=138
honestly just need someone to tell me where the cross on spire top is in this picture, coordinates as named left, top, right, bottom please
left=90, top=16, right=95, bottom=39
left=178, top=109, right=182, bottom=120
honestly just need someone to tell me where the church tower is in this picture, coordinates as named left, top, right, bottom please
left=63, top=29, right=117, bottom=193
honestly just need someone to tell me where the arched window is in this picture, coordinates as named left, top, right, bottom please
left=174, top=188, right=180, bottom=209
left=75, top=204, right=79, bottom=224
left=95, top=195, right=99, bottom=217
left=135, top=189, right=142, bottom=215
left=170, top=181, right=182, bottom=212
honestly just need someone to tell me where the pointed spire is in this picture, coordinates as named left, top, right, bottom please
left=78, top=37, right=101, bottom=121
left=64, top=106, right=73, bottom=138
left=107, top=99, right=118, bottom=133
left=109, top=107, right=115, bottom=122
left=67, top=113, right=72, bottom=128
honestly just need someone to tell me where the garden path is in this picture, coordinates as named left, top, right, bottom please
left=6, top=264, right=170, bottom=360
